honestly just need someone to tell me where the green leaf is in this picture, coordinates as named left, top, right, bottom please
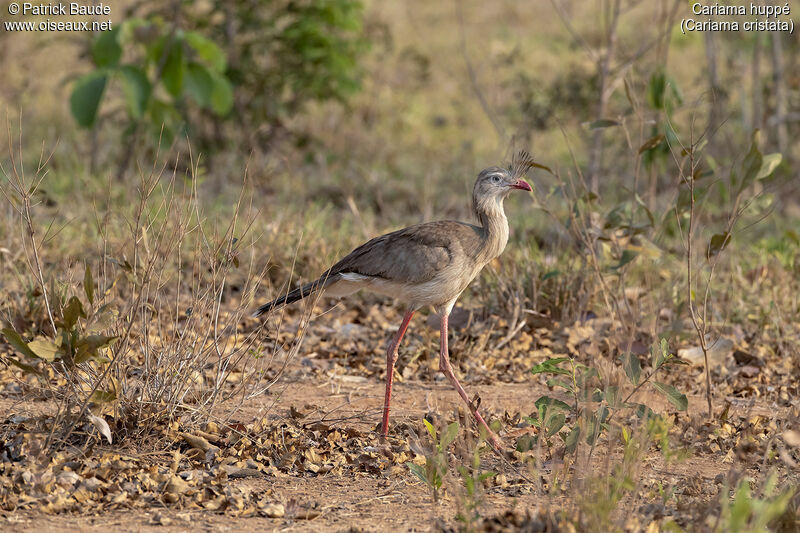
left=546, top=378, right=575, bottom=393
left=738, top=130, right=763, bottom=194
left=660, top=519, right=685, bottom=532
left=535, top=395, right=571, bottom=414
left=4, top=356, right=42, bottom=375
left=652, top=381, right=688, bottom=411
left=477, top=471, right=496, bottom=482
left=74, top=335, right=117, bottom=364
left=119, top=65, right=151, bottom=118
left=531, top=357, right=571, bottom=376
left=441, top=421, right=459, bottom=448
left=27, top=338, right=61, bottom=362
left=756, top=153, right=782, bottom=180
left=621, top=353, right=641, bottom=386
left=184, top=31, right=226, bottom=72
left=611, top=249, right=638, bottom=271
left=647, top=71, right=667, bottom=110
left=1, top=328, right=39, bottom=360
left=162, top=40, right=185, bottom=97
left=638, top=134, right=665, bottom=154
left=621, top=425, right=630, bottom=444
left=545, top=413, right=566, bottom=436
left=71, top=71, right=108, bottom=128
left=184, top=62, right=214, bottom=107
left=62, top=296, right=86, bottom=330
left=516, top=434, right=536, bottom=452
left=669, top=78, right=683, bottom=106
left=564, top=425, right=580, bottom=454
left=423, top=418, right=436, bottom=440
left=89, top=389, right=117, bottom=404
left=597, top=405, right=610, bottom=424
left=588, top=119, right=619, bottom=129
left=634, top=193, right=656, bottom=227
left=586, top=412, right=600, bottom=445
left=604, top=385, right=622, bottom=409
left=541, top=270, right=560, bottom=281
left=708, top=232, right=731, bottom=258
left=730, top=480, right=752, bottom=528
left=651, top=339, right=666, bottom=368
left=83, top=264, right=95, bottom=305
left=458, top=466, right=474, bottom=494
left=604, top=204, right=627, bottom=229
left=660, top=338, right=670, bottom=366
left=523, top=415, right=540, bottom=428
left=408, top=463, right=430, bottom=486
left=77, top=334, right=117, bottom=352
left=209, top=72, right=233, bottom=115
left=647, top=70, right=682, bottom=110
left=92, top=27, right=122, bottom=68
left=88, top=304, right=118, bottom=333
left=628, top=402, right=655, bottom=419
left=146, top=99, right=180, bottom=144
left=681, top=139, right=708, bottom=157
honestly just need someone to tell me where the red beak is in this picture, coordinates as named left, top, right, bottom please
left=511, top=179, right=532, bottom=191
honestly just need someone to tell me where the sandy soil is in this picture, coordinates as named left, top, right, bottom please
left=4, top=374, right=775, bottom=533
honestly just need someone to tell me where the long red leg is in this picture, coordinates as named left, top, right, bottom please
left=438, top=313, right=503, bottom=450
left=381, top=309, right=415, bottom=440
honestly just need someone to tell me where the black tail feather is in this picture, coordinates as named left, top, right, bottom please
left=252, top=273, right=338, bottom=317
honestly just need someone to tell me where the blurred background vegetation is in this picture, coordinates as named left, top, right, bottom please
left=1, top=0, right=798, bottom=304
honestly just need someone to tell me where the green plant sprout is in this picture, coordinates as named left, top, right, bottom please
left=525, top=338, right=688, bottom=455
left=407, top=419, right=459, bottom=502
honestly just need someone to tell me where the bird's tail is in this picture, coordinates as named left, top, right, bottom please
left=252, top=272, right=339, bottom=317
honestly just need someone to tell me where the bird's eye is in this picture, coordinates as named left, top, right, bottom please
left=491, top=175, right=501, bottom=184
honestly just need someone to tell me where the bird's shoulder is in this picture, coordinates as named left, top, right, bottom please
left=388, top=219, right=483, bottom=247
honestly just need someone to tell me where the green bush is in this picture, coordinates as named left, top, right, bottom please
left=188, top=0, right=368, bottom=150
left=71, top=18, right=233, bottom=144
left=69, top=0, right=367, bottom=171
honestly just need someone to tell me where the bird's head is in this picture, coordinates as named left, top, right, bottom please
left=474, top=167, right=532, bottom=196
left=472, top=152, right=533, bottom=215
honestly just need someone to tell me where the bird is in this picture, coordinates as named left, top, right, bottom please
left=254, top=152, right=535, bottom=450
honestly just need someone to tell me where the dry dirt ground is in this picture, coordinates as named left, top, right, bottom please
left=2, top=304, right=798, bottom=532
left=3, top=376, right=788, bottom=532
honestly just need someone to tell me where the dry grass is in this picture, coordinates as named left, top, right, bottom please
left=0, top=1, right=798, bottom=530
left=0, top=129, right=321, bottom=452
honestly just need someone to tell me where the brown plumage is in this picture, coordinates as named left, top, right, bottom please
left=254, top=152, right=534, bottom=449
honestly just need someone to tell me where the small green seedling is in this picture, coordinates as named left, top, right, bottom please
left=408, top=419, right=459, bottom=502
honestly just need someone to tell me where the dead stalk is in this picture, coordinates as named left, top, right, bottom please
left=683, top=125, right=714, bottom=417
left=1, top=128, right=300, bottom=449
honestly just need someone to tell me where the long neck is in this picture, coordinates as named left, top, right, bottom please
left=473, top=195, right=509, bottom=264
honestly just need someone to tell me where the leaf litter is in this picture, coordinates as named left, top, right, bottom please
left=0, top=299, right=798, bottom=529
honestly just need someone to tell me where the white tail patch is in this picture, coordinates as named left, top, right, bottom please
left=340, top=272, right=370, bottom=282
left=325, top=272, right=372, bottom=298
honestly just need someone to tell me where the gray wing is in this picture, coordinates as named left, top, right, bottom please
left=326, top=221, right=483, bottom=284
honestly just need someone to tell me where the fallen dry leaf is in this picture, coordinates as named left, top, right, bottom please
left=87, top=413, right=112, bottom=444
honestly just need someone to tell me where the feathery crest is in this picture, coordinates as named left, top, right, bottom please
left=510, top=150, right=535, bottom=181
